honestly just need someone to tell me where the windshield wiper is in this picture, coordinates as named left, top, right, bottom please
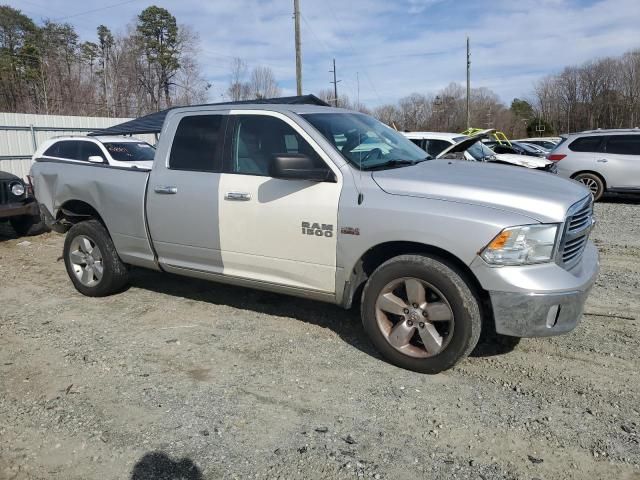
left=363, top=159, right=424, bottom=171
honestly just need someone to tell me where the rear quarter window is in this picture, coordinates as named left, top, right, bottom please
left=568, top=136, right=603, bottom=153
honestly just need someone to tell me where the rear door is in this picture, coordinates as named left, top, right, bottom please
left=146, top=111, right=228, bottom=272
left=217, top=110, right=342, bottom=293
left=601, top=135, right=640, bottom=189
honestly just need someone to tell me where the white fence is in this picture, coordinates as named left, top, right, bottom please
left=0, top=112, right=139, bottom=179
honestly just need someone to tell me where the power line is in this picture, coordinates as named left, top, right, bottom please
left=51, top=0, right=142, bottom=22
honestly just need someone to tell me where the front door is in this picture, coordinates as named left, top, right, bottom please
left=601, top=135, right=640, bottom=189
left=146, top=112, right=227, bottom=272
left=217, top=111, right=342, bottom=293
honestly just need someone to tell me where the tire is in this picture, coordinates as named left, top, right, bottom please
left=574, top=172, right=604, bottom=201
left=10, top=215, right=36, bottom=237
left=63, top=219, right=129, bottom=297
left=361, top=254, right=481, bottom=374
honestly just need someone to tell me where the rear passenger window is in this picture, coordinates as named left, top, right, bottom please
left=44, top=143, right=60, bottom=157
left=605, top=135, right=640, bottom=156
left=568, top=137, right=603, bottom=153
left=169, top=115, right=225, bottom=172
left=57, top=141, right=82, bottom=160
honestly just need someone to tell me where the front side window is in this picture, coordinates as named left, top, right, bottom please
left=79, top=142, right=106, bottom=162
left=467, top=141, right=495, bottom=161
left=424, top=139, right=452, bottom=157
left=169, top=115, right=224, bottom=172
left=104, top=142, right=155, bottom=162
left=605, top=135, right=640, bottom=156
left=229, top=114, right=326, bottom=176
left=569, top=136, right=603, bottom=153
left=302, top=113, right=427, bottom=170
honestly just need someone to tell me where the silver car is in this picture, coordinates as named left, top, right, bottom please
left=550, top=129, right=640, bottom=200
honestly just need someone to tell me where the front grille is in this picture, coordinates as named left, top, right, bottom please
left=0, top=181, right=9, bottom=205
left=558, top=197, right=593, bottom=269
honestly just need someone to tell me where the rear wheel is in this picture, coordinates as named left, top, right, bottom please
left=63, top=219, right=128, bottom=297
left=361, top=254, right=481, bottom=374
left=574, top=173, right=604, bottom=201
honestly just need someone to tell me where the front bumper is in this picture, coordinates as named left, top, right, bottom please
left=470, top=241, right=599, bottom=337
left=0, top=200, right=39, bottom=219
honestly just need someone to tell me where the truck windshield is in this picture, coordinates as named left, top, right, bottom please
left=103, top=142, right=156, bottom=162
left=302, top=113, right=428, bottom=170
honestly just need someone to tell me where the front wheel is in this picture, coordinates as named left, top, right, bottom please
left=361, top=254, right=481, bottom=374
left=63, top=219, right=129, bottom=297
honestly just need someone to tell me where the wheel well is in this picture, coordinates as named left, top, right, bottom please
left=344, top=241, right=488, bottom=310
left=56, top=200, right=105, bottom=230
left=571, top=170, right=607, bottom=189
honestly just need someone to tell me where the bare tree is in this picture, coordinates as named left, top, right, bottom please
left=248, top=65, right=281, bottom=99
left=227, top=57, right=249, bottom=101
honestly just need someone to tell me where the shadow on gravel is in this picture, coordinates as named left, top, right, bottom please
left=129, top=268, right=383, bottom=361
left=130, top=268, right=519, bottom=363
left=0, top=221, right=17, bottom=242
left=600, top=193, right=640, bottom=205
left=131, top=452, right=203, bottom=480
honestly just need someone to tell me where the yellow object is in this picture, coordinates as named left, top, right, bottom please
left=487, top=230, right=512, bottom=250
left=461, top=128, right=511, bottom=146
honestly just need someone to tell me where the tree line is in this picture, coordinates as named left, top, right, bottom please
left=0, top=4, right=209, bottom=117
left=533, top=49, right=640, bottom=134
left=2, top=3, right=639, bottom=135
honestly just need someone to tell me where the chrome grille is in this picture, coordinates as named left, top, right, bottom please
left=558, top=196, right=593, bottom=269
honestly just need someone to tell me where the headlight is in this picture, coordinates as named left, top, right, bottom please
left=10, top=181, right=25, bottom=196
left=481, top=224, right=559, bottom=265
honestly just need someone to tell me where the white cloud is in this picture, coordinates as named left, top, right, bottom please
left=9, top=0, right=640, bottom=106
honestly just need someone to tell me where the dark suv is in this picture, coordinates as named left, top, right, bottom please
left=0, top=171, right=42, bottom=236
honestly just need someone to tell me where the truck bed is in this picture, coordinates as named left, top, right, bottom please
left=32, top=160, right=157, bottom=269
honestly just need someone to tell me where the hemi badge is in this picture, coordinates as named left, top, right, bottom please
left=340, top=227, right=360, bottom=236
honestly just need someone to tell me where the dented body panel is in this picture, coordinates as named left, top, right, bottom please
left=32, top=160, right=158, bottom=270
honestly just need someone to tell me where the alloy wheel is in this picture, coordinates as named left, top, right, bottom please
left=375, top=277, right=455, bottom=358
left=68, top=235, right=104, bottom=287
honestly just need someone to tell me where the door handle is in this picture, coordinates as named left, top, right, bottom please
left=596, top=159, right=608, bottom=163
left=154, top=185, right=178, bottom=194
left=225, top=192, right=251, bottom=201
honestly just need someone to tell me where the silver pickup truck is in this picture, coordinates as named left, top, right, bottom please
left=31, top=104, right=599, bottom=373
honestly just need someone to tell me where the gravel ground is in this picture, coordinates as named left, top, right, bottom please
left=1, top=196, right=639, bottom=480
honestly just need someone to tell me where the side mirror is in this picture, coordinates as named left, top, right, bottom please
left=87, top=155, right=104, bottom=164
left=269, top=154, right=335, bottom=182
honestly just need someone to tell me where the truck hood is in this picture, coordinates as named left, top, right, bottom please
left=493, top=153, right=552, bottom=169
left=372, top=159, right=589, bottom=223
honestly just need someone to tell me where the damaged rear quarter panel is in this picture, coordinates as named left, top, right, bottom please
left=31, top=160, right=156, bottom=268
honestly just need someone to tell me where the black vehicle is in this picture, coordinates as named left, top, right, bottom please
left=485, top=141, right=546, bottom=158
left=0, top=171, right=43, bottom=236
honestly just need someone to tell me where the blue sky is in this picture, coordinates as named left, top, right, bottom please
left=12, top=0, right=640, bottom=107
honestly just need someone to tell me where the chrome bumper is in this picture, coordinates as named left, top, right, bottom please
left=471, top=241, right=599, bottom=337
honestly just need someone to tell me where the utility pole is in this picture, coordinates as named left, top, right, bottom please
left=356, top=71, right=360, bottom=109
left=293, top=0, right=302, bottom=96
left=330, top=58, right=341, bottom=107
left=466, top=36, right=470, bottom=129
